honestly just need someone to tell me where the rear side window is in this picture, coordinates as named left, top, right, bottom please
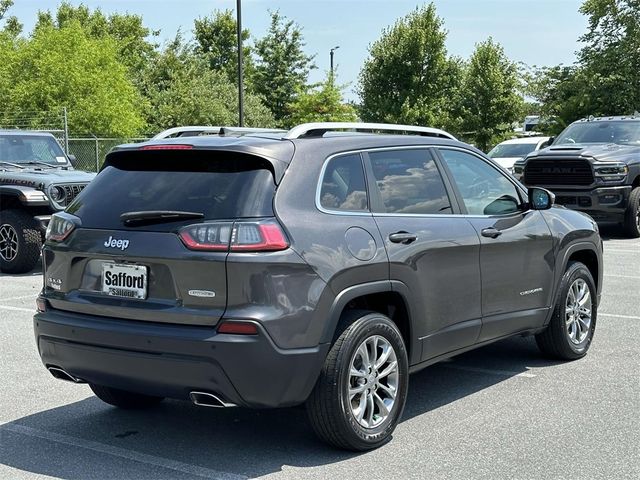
left=68, top=150, right=276, bottom=230
left=319, top=153, right=368, bottom=212
left=368, top=149, right=452, bottom=214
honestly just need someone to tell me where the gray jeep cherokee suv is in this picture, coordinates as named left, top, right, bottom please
left=34, top=123, right=603, bottom=451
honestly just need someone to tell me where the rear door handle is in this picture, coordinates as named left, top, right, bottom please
left=481, top=227, right=502, bottom=239
left=389, top=232, right=417, bottom=244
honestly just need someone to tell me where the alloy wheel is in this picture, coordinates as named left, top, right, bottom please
left=348, top=335, right=399, bottom=429
left=0, top=224, right=19, bottom=262
left=565, top=278, right=592, bottom=345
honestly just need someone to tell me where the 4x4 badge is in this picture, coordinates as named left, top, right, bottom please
left=104, top=236, right=130, bottom=251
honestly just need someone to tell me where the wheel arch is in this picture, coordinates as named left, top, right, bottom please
left=555, top=242, right=602, bottom=307
left=322, top=281, right=419, bottom=365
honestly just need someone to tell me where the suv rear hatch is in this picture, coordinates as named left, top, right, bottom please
left=42, top=147, right=289, bottom=326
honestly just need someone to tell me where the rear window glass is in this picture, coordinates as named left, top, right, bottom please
left=319, top=153, right=368, bottom=212
left=68, top=150, right=276, bottom=230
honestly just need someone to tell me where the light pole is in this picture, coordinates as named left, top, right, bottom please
left=330, top=45, right=340, bottom=78
left=236, top=0, right=244, bottom=127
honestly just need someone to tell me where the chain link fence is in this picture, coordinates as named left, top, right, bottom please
left=67, top=137, right=150, bottom=172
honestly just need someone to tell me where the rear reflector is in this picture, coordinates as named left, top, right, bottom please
left=36, top=297, right=48, bottom=312
left=217, top=321, right=259, bottom=335
left=140, top=144, right=193, bottom=150
left=179, top=220, right=288, bottom=252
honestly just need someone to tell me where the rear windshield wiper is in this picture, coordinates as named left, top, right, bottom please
left=121, top=210, right=205, bottom=227
left=0, top=161, right=25, bottom=169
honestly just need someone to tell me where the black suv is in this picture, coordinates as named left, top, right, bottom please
left=514, top=116, right=640, bottom=237
left=0, top=130, right=95, bottom=273
left=34, top=123, right=603, bottom=450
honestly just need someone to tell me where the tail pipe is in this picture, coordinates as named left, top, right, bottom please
left=48, top=366, right=85, bottom=384
left=189, top=391, right=236, bottom=408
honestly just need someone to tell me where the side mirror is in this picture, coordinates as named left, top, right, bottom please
left=540, top=137, right=555, bottom=149
left=528, top=187, right=555, bottom=210
left=67, top=154, right=77, bottom=167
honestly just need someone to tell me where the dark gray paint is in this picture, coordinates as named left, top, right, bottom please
left=35, top=133, right=603, bottom=408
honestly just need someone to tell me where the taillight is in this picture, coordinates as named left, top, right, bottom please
left=179, top=220, right=288, bottom=252
left=231, top=222, right=289, bottom=251
left=179, top=222, right=232, bottom=251
left=46, top=214, right=77, bottom=242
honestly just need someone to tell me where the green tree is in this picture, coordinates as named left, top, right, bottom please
left=523, top=65, right=592, bottom=134
left=577, top=0, right=640, bottom=114
left=2, top=22, right=145, bottom=136
left=143, top=35, right=274, bottom=131
left=194, top=10, right=253, bottom=85
left=0, top=0, right=21, bottom=36
left=358, top=3, right=463, bottom=131
left=288, top=75, right=358, bottom=125
left=460, top=38, right=523, bottom=151
left=253, top=11, right=315, bottom=124
left=34, top=2, right=158, bottom=78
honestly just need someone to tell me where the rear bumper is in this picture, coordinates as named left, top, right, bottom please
left=34, top=308, right=329, bottom=408
left=549, top=185, right=632, bottom=222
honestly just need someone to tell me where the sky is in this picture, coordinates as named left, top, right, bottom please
left=10, top=0, right=588, bottom=101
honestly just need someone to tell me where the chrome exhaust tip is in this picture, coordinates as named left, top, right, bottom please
left=189, top=391, right=236, bottom=408
left=48, top=366, right=85, bottom=384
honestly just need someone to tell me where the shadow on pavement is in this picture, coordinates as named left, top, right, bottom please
left=599, top=224, right=634, bottom=241
left=0, top=262, right=42, bottom=278
left=0, top=336, right=560, bottom=479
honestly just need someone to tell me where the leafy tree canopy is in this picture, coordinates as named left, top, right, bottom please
left=0, top=22, right=145, bottom=136
left=194, top=9, right=253, bottom=86
left=358, top=3, right=463, bottom=131
left=288, top=75, right=358, bottom=125
left=253, top=11, right=316, bottom=125
left=461, top=38, right=524, bottom=151
left=143, top=34, right=274, bottom=131
left=35, top=2, right=158, bottom=76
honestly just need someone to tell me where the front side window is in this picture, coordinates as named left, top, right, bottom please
left=319, top=153, right=368, bottom=212
left=439, top=149, right=522, bottom=216
left=368, top=149, right=451, bottom=214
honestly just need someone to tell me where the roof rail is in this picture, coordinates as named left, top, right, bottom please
left=152, top=126, right=286, bottom=140
left=283, top=122, right=457, bottom=140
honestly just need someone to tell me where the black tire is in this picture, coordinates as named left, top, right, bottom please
left=0, top=209, right=42, bottom=274
left=90, top=384, right=164, bottom=409
left=623, top=186, right=640, bottom=238
left=535, top=261, right=597, bottom=360
left=306, top=311, right=409, bottom=451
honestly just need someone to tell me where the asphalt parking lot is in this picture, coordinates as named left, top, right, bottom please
left=0, top=227, right=638, bottom=480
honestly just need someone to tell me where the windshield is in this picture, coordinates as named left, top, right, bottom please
left=555, top=121, right=640, bottom=145
left=0, top=135, right=67, bottom=165
left=487, top=142, right=538, bottom=158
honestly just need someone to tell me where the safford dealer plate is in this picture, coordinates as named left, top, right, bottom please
left=102, top=263, right=148, bottom=299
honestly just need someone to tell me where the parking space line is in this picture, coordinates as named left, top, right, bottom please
left=599, top=313, right=640, bottom=320
left=0, top=305, right=33, bottom=313
left=1, top=423, right=247, bottom=480
left=604, top=274, right=640, bottom=279
left=441, top=364, right=537, bottom=378
left=603, top=249, right=640, bottom=254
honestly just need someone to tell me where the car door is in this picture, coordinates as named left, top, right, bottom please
left=437, top=147, right=555, bottom=342
left=364, top=147, right=483, bottom=362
